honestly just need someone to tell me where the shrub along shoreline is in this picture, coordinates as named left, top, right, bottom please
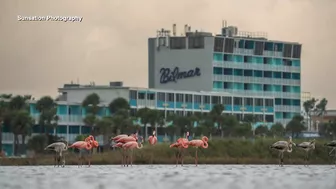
left=1, top=138, right=334, bottom=166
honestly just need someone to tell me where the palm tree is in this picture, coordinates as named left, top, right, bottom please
left=36, top=96, right=58, bottom=135
left=303, top=98, right=319, bottom=131
left=316, top=98, right=328, bottom=131
left=209, top=104, right=225, bottom=137
left=243, top=114, right=259, bottom=136
left=82, top=93, right=100, bottom=136
left=95, top=116, right=113, bottom=149
left=7, top=95, right=33, bottom=155
left=10, top=110, right=34, bottom=155
left=136, top=107, right=151, bottom=139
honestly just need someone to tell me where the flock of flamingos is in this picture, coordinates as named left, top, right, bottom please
left=44, top=130, right=336, bottom=168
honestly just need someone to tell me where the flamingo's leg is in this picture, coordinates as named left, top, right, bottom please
left=280, top=151, right=284, bottom=167
left=195, top=148, right=198, bottom=166
left=131, top=149, right=134, bottom=167
left=62, top=154, right=65, bottom=168
left=88, top=151, right=91, bottom=167
left=181, top=148, right=185, bottom=166
left=54, top=153, right=57, bottom=167
left=278, top=151, right=281, bottom=166
left=329, top=148, right=335, bottom=156
left=175, top=149, right=179, bottom=167
left=306, top=150, right=309, bottom=166
left=120, top=149, right=124, bottom=167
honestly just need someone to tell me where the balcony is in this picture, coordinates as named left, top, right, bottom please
left=213, top=75, right=300, bottom=86
left=274, top=105, right=301, bottom=113
left=213, top=61, right=300, bottom=73
left=31, top=114, right=86, bottom=125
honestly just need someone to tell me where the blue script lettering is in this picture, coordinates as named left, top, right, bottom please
left=159, top=67, right=201, bottom=84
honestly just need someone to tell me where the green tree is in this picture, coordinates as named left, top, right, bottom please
left=209, top=104, right=226, bottom=137
left=270, top=122, right=285, bottom=137
left=95, top=116, right=113, bottom=148
left=316, top=98, right=328, bottom=131
left=223, top=115, right=239, bottom=137
left=234, top=123, right=252, bottom=137
left=243, top=114, right=259, bottom=136
left=286, top=115, right=305, bottom=138
left=327, top=120, right=336, bottom=139
left=10, top=110, right=34, bottom=155
left=36, top=96, right=58, bottom=135
left=108, top=97, right=130, bottom=114
left=6, top=95, right=34, bottom=155
left=27, top=134, right=48, bottom=153
left=255, top=125, right=269, bottom=137
left=136, top=107, right=151, bottom=138
left=82, top=93, right=101, bottom=135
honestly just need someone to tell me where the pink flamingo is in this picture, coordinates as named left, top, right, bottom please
left=122, top=139, right=144, bottom=167
left=169, top=132, right=190, bottom=166
left=68, top=140, right=93, bottom=167
left=111, top=134, right=128, bottom=142
left=115, top=135, right=137, bottom=143
left=148, top=130, right=158, bottom=164
left=187, top=136, right=209, bottom=166
left=111, top=133, right=138, bottom=166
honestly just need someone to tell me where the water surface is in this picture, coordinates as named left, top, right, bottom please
left=0, top=165, right=335, bottom=189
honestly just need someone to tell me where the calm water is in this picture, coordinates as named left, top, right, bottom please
left=0, top=165, right=335, bottom=189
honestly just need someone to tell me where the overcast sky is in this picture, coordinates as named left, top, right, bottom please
left=0, top=0, right=335, bottom=107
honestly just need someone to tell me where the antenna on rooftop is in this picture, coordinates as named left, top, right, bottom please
left=173, top=24, right=176, bottom=36
left=184, top=24, right=188, bottom=35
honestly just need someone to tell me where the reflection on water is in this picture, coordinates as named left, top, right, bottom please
left=0, top=165, right=335, bottom=189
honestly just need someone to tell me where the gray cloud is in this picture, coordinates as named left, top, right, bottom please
left=0, top=0, right=335, bottom=106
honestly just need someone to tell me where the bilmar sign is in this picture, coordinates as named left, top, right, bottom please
left=159, top=67, right=201, bottom=84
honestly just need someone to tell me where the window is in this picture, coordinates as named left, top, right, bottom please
left=292, top=44, right=302, bottom=58
left=244, top=98, right=253, bottom=106
left=138, top=93, right=145, bottom=100
left=254, top=41, right=264, bottom=56
left=224, top=38, right=234, bottom=53
left=129, top=90, right=137, bottom=99
left=283, top=44, right=292, bottom=58
left=282, top=59, right=292, bottom=66
left=211, top=96, right=221, bottom=104
left=255, top=98, right=263, bottom=106
left=203, top=96, right=210, bottom=104
left=233, top=97, right=242, bottom=105
left=185, top=94, right=192, bottom=103
left=265, top=99, right=274, bottom=106
left=157, top=92, right=165, bottom=101
left=264, top=71, right=272, bottom=78
left=266, top=115, right=274, bottom=122
left=170, top=37, right=186, bottom=49
left=214, top=37, right=224, bottom=52
left=176, top=94, right=184, bottom=102
left=188, top=36, right=205, bottom=49
left=194, top=95, right=201, bottom=103
left=222, top=96, right=232, bottom=105
left=167, top=93, right=174, bottom=101
left=147, top=93, right=155, bottom=100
